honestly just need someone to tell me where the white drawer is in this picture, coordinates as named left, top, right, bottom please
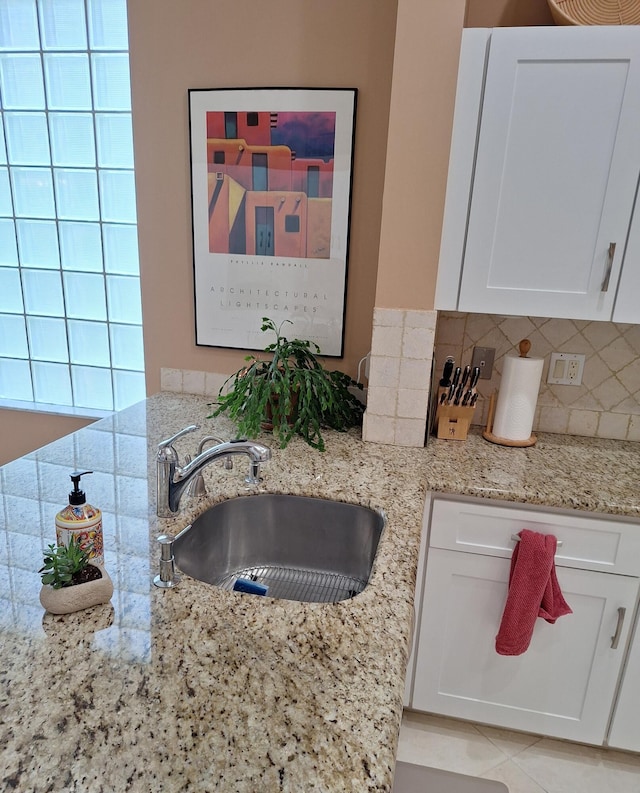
left=429, top=497, right=640, bottom=576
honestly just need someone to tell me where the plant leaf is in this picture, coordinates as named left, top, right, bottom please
left=211, top=316, right=363, bottom=450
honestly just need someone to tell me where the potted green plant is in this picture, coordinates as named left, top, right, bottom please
left=39, top=536, right=113, bottom=615
left=210, top=317, right=365, bottom=451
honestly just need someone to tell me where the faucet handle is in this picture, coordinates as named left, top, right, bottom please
left=158, top=424, right=200, bottom=449
left=157, top=425, right=200, bottom=461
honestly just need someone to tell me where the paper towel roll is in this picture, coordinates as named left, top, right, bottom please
left=493, top=355, right=544, bottom=441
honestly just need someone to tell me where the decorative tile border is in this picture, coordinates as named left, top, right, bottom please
left=160, top=368, right=228, bottom=399
left=362, top=308, right=436, bottom=447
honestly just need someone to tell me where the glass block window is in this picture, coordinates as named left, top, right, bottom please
left=0, top=0, right=144, bottom=413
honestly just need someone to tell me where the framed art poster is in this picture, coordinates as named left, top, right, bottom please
left=188, top=87, right=357, bottom=356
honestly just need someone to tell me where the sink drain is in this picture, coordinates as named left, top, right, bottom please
left=218, top=565, right=367, bottom=603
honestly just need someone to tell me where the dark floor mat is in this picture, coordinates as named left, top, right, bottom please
left=392, top=761, right=509, bottom=793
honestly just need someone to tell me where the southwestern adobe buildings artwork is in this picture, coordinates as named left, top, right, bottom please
left=205, top=110, right=336, bottom=260
left=189, top=88, right=356, bottom=354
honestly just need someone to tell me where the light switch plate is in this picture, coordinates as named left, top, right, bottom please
left=471, top=346, right=495, bottom=379
left=547, top=352, right=585, bottom=386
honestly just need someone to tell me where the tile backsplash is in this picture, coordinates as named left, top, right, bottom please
left=161, top=311, right=640, bottom=447
left=435, top=312, right=640, bottom=442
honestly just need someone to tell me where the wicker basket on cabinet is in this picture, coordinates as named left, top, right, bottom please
left=547, top=0, right=640, bottom=25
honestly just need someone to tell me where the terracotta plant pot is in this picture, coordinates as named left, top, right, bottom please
left=261, top=389, right=299, bottom=431
left=39, top=563, right=114, bottom=615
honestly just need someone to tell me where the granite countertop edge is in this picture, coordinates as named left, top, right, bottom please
left=1, top=392, right=639, bottom=793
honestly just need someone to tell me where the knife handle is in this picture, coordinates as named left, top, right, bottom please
left=439, top=358, right=454, bottom=387
left=451, top=366, right=461, bottom=388
left=447, top=384, right=455, bottom=404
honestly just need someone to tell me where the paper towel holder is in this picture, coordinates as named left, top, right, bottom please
left=482, top=338, right=538, bottom=448
left=518, top=339, right=531, bottom=357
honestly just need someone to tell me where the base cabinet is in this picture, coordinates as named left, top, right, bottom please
left=409, top=497, right=640, bottom=747
left=608, top=618, right=640, bottom=751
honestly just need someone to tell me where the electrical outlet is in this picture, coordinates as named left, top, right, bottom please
left=471, top=346, right=496, bottom=379
left=348, top=384, right=367, bottom=405
left=547, top=352, right=585, bottom=386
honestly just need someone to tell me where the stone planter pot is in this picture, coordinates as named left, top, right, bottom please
left=39, top=564, right=114, bottom=615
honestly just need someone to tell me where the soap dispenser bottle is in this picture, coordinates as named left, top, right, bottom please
left=55, top=471, right=104, bottom=566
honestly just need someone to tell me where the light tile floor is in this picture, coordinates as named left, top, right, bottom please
left=398, top=711, right=640, bottom=793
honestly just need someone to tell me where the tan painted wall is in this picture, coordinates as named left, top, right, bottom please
left=375, top=0, right=467, bottom=311
left=466, top=0, right=554, bottom=27
left=0, top=0, right=556, bottom=464
left=128, top=0, right=399, bottom=394
left=0, top=411, right=92, bottom=466
left=372, top=0, right=554, bottom=313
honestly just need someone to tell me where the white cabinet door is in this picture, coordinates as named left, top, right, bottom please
left=613, top=197, right=640, bottom=324
left=608, top=616, right=640, bottom=751
left=411, top=548, right=638, bottom=745
left=457, top=26, right=640, bottom=320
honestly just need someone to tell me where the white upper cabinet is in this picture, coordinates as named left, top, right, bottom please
left=612, top=199, right=640, bottom=323
left=436, top=26, right=640, bottom=322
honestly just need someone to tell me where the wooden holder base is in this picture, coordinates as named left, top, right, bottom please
left=482, top=429, right=537, bottom=447
left=482, top=391, right=537, bottom=447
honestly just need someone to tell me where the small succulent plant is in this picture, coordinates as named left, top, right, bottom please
left=39, top=536, right=90, bottom=589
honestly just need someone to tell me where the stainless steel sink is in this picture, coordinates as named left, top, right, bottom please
left=172, top=494, right=385, bottom=603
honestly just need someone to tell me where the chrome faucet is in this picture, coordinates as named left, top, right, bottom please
left=184, top=435, right=232, bottom=498
left=156, top=425, right=271, bottom=517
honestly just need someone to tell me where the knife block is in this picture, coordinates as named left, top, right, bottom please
left=435, top=388, right=476, bottom=441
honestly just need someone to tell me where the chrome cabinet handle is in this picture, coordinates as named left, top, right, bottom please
left=601, top=242, right=616, bottom=292
left=510, top=534, right=563, bottom=547
left=611, top=606, right=626, bottom=650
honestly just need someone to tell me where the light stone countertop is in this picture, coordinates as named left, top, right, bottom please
left=426, top=425, right=640, bottom=518
left=1, top=392, right=639, bottom=792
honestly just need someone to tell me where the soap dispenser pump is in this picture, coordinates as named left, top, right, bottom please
left=55, top=471, right=104, bottom=565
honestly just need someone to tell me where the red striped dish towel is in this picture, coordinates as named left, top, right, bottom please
left=495, top=529, right=572, bottom=656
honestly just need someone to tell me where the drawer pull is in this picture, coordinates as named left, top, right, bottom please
left=611, top=606, right=626, bottom=650
left=511, top=534, right=563, bottom=548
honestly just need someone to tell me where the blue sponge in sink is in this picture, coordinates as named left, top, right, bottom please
left=233, top=578, right=268, bottom=596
